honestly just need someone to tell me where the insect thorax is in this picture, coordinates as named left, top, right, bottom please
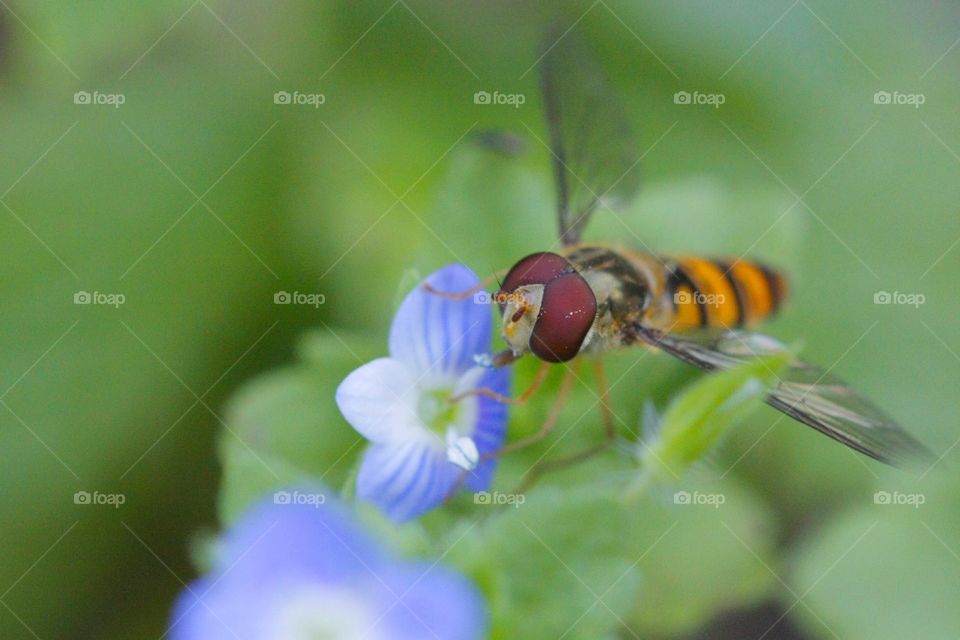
left=562, top=245, right=654, bottom=352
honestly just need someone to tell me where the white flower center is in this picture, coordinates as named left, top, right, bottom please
left=268, top=585, right=383, bottom=640
left=416, top=386, right=462, bottom=436
left=415, top=377, right=478, bottom=448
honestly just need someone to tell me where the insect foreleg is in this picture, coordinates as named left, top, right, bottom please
left=422, top=269, right=507, bottom=300
left=481, top=360, right=578, bottom=460
left=449, top=360, right=549, bottom=406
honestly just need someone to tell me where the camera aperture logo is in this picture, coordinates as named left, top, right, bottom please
left=473, top=90, right=526, bottom=108
left=274, top=90, right=326, bottom=108
left=673, top=90, right=725, bottom=108
left=273, top=490, right=326, bottom=508
left=474, top=490, right=525, bottom=508
left=873, top=290, right=925, bottom=308
left=74, top=490, right=126, bottom=508
left=673, top=490, right=725, bottom=508
left=873, top=90, right=924, bottom=109
left=874, top=490, right=925, bottom=508
left=274, top=291, right=325, bottom=308
left=74, top=90, right=125, bottom=108
left=74, top=291, right=125, bottom=308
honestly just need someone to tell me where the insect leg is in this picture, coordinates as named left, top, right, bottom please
left=593, top=358, right=616, bottom=440
left=443, top=362, right=573, bottom=504
left=449, top=360, right=550, bottom=406
left=479, top=360, right=579, bottom=460
left=422, top=269, right=507, bottom=300
left=516, top=443, right=610, bottom=494
left=516, top=357, right=617, bottom=493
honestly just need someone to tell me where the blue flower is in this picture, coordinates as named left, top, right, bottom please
left=170, top=491, right=487, bottom=640
left=336, top=264, right=510, bottom=522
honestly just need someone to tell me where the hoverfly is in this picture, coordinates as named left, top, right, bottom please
left=433, top=32, right=932, bottom=470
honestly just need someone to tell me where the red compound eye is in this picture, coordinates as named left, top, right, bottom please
left=498, top=252, right=571, bottom=311
left=529, top=271, right=597, bottom=363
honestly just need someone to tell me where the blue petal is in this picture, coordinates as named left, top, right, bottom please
left=168, top=577, right=220, bottom=640
left=219, top=491, right=384, bottom=583
left=371, top=563, right=487, bottom=640
left=389, top=264, right=492, bottom=377
left=358, top=440, right=460, bottom=523
left=170, top=493, right=386, bottom=640
left=170, top=577, right=260, bottom=640
left=466, top=366, right=511, bottom=492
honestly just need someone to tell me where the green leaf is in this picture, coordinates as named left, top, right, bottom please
left=787, top=473, right=960, bottom=639
left=427, top=142, right=554, bottom=270
left=447, top=485, right=644, bottom=640
left=637, top=350, right=792, bottom=487
left=444, top=473, right=777, bottom=639
left=216, top=331, right=377, bottom=524
left=626, top=476, right=778, bottom=636
left=217, top=438, right=324, bottom=525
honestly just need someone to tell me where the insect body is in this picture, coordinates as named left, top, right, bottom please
left=499, top=245, right=788, bottom=360
left=464, top=32, right=932, bottom=468
left=576, top=246, right=788, bottom=335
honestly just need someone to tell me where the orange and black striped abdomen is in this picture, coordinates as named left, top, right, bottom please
left=667, top=257, right=787, bottom=330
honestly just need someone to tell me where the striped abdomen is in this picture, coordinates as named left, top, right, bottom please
left=667, top=257, right=787, bottom=330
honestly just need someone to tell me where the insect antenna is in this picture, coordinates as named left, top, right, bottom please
left=492, top=267, right=504, bottom=292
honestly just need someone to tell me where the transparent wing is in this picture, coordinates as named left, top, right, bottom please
left=633, top=326, right=934, bottom=467
left=539, top=31, right=642, bottom=245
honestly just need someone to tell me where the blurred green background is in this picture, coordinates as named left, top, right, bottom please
left=2, top=1, right=958, bottom=638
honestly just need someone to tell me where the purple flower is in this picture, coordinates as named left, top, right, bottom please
left=336, top=264, right=510, bottom=522
left=170, top=491, right=487, bottom=640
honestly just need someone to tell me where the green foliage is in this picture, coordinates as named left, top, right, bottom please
left=638, top=350, right=792, bottom=486
left=434, top=473, right=779, bottom=639
left=5, top=2, right=959, bottom=638
left=449, top=485, right=645, bottom=640
left=214, top=333, right=790, bottom=638
left=216, top=331, right=376, bottom=524
left=627, top=477, right=778, bottom=636
left=788, top=473, right=960, bottom=639
left=591, top=178, right=805, bottom=271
